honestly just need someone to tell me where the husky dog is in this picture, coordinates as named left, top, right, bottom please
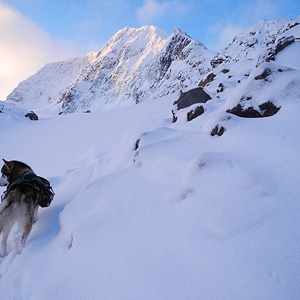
left=0, top=159, right=39, bottom=256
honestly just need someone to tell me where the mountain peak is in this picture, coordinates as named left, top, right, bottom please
left=171, top=27, right=191, bottom=38
left=172, top=27, right=183, bottom=34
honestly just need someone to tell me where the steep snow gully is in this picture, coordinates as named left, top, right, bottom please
left=1, top=17, right=300, bottom=300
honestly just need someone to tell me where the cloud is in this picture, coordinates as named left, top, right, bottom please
left=206, top=23, right=244, bottom=51
left=218, top=24, right=244, bottom=48
left=242, top=0, right=280, bottom=23
left=204, top=0, right=286, bottom=52
left=137, top=0, right=165, bottom=23
left=0, top=2, right=76, bottom=100
left=137, top=0, right=188, bottom=24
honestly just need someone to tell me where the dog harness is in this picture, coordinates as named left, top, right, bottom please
left=2, top=172, right=54, bottom=207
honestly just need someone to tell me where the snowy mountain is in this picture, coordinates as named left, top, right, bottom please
left=210, top=17, right=300, bottom=66
left=1, top=17, right=300, bottom=300
left=7, top=25, right=214, bottom=113
left=174, top=16, right=300, bottom=130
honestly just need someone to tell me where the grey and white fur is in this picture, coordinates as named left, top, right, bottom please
left=0, top=159, right=39, bottom=256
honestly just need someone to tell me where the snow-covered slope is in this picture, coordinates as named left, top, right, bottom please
left=7, top=26, right=214, bottom=113
left=6, top=53, right=98, bottom=111
left=1, top=90, right=300, bottom=299
left=1, top=17, right=300, bottom=299
left=0, top=101, right=38, bottom=123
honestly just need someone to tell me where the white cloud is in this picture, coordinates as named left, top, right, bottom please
left=0, top=2, right=76, bottom=100
left=137, top=0, right=188, bottom=24
left=137, top=0, right=166, bottom=23
left=244, top=0, right=280, bottom=22
left=206, top=23, right=245, bottom=51
left=205, top=0, right=284, bottom=52
left=218, top=25, right=244, bottom=48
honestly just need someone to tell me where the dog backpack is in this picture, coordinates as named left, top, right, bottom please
left=34, top=176, right=55, bottom=207
left=4, top=172, right=55, bottom=207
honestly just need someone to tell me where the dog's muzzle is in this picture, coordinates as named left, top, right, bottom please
left=0, top=175, right=9, bottom=186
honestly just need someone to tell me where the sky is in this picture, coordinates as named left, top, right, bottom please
left=0, top=0, right=299, bottom=100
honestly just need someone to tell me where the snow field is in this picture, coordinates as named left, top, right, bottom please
left=1, top=91, right=300, bottom=299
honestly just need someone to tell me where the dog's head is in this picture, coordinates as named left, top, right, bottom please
left=0, top=159, right=11, bottom=186
left=0, top=159, right=33, bottom=186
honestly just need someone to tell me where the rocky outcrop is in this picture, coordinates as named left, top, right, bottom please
left=25, top=111, right=38, bottom=120
left=198, top=73, right=216, bottom=87
left=227, top=101, right=280, bottom=118
left=211, top=125, right=225, bottom=136
left=172, top=87, right=211, bottom=122
left=187, top=106, right=205, bottom=121
left=257, top=36, right=296, bottom=66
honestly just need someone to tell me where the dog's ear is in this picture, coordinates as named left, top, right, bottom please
left=2, top=159, right=9, bottom=168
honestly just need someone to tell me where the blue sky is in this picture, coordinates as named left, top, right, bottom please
left=0, top=0, right=299, bottom=99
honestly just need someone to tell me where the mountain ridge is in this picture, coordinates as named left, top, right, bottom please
left=6, top=24, right=215, bottom=113
left=5, top=17, right=300, bottom=116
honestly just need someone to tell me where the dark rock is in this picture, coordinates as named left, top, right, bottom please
left=199, top=73, right=216, bottom=87
left=174, top=87, right=211, bottom=110
left=266, top=36, right=295, bottom=62
left=217, top=83, right=224, bottom=93
left=240, top=96, right=252, bottom=101
left=210, top=57, right=226, bottom=68
left=172, top=111, right=178, bottom=123
left=259, top=101, right=281, bottom=117
left=187, top=106, right=205, bottom=121
left=221, top=69, right=230, bottom=74
left=227, top=101, right=280, bottom=118
left=254, top=68, right=272, bottom=80
left=134, top=139, right=140, bottom=151
left=25, top=111, right=38, bottom=120
left=172, top=87, right=211, bottom=122
left=227, top=104, right=262, bottom=118
left=282, top=22, right=299, bottom=33
left=211, top=125, right=225, bottom=136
